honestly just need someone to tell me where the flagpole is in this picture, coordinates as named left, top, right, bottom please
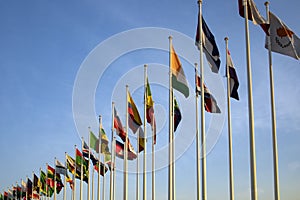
left=73, top=146, right=77, bottom=200
left=264, top=2, right=280, bottom=200
left=88, top=132, right=91, bottom=200
left=143, top=64, right=148, bottom=200
left=63, top=153, right=67, bottom=200
left=45, top=164, right=48, bottom=200
left=31, top=172, right=34, bottom=200
left=110, top=102, right=115, bottom=200
left=168, top=35, right=174, bottom=200
left=99, top=115, right=106, bottom=200
left=54, top=158, right=57, bottom=200
left=151, top=100, right=155, bottom=200
left=92, top=163, right=95, bottom=200
left=112, top=136, right=117, bottom=200
left=197, top=1, right=207, bottom=200
left=225, top=37, right=235, bottom=200
left=243, top=0, right=258, bottom=199
left=124, top=85, right=129, bottom=200
left=194, top=63, right=201, bottom=200
left=80, top=137, right=84, bottom=200
left=136, top=97, right=140, bottom=200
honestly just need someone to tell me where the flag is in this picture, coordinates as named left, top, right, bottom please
left=226, top=50, right=240, bottom=100
left=170, top=44, right=190, bottom=98
left=146, top=78, right=157, bottom=144
left=238, top=0, right=269, bottom=34
left=114, top=107, right=126, bottom=141
left=27, top=178, right=32, bottom=199
left=47, top=165, right=55, bottom=197
left=66, top=154, right=77, bottom=175
left=55, top=160, right=67, bottom=175
left=196, top=75, right=221, bottom=113
left=55, top=173, right=64, bottom=194
left=93, top=159, right=109, bottom=176
left=21, top=180, right=27, bottom=198
left=39, top=170, right=47, bottom=196
left=66, top=173, right=74, bottom=190
left=0, top=194, right=3, bottom=200
left=75, top=148, right=89, bottom=183
left=173, top=97, right=182, bottom=132
left=266, top=11, right=300, bottom=60
left=89, top=130, right=99, bottom=153
left=115, top=140, right=137, bottom=160
left=128, top=91, right=143, bottom=133
left=33, top=173, right=40, bottom=199
left=195, top=14, right=221, bottom=73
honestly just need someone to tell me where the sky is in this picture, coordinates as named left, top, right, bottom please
left=0, top=0, right=299, bottom=199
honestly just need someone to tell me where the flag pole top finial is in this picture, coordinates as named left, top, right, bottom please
left=144, top=64, right=147, bottom=68
left=264, top=1, right=269, bottom=6
left=224, top=37, right=229, bottom=41
left=197, top=0, right=202, bottom=5
left=168, top=35, right=172, bottom=40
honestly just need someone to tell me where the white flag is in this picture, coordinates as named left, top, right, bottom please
left=266, top=11, right=300, bottom=60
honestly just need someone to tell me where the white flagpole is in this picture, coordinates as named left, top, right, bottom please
left=136, top=101, right=140, bottom=200
left=80, top=138, right=84, bottom=200
left=264, top=2, right=280, bottom=200
left=194, top=63, right=201, bottom=200
left=143, top=64, right=148, bottom=200
left=54, top=158, right=57, bottom=200
left=168, top=35, right=174, bottom=200
left=197, top=1, right=207, bottom=200
left=100, top=115, right=106, bottom=200
left=151, top=101, right=155, bottom=200
left=26, top=176, right=28, bottom=200
left=102, top=154, right=106, bottom=200
left=225, top=37, right=235, bottom=200
left=92, top=164, right=95, bottom=200
left=73, top=146, right=77, bottom=200
left=64, top=153, right=67, bottom=200
left=243, top=0, right=258, bottom=199
left=97, top=116, right=101, bottom=200
left=88, top=132, right=91, bottom=200
left=32, top=172, right=34, bottom=200
left=45, top=164, right=48, bottom=200
left=112, top=136, right=117, bottom=200
left=124, top=85, right=129, bottom=200
left=110, top=102, right=115, bottom=200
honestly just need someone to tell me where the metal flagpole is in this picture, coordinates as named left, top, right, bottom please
left=26, top=176, right=28, bottom=200
left=88, top=127, right=95, bottom=200
left=102, top=154, right=106, bottom=200
left=137, top=96, right=140, bottom=200
left=225, top=37, right=235, bottom=200
left=151, top=101, right=155, bottom=200
left=100, top=116, right=106, bottom=200
left=197, top=1, right=207, bottom=199
left=54, top=158, right=57, bottom=200
left=92, top=164, right=95, bottom=200
left=143, top=64, right=148, bottom=200
left=110, top=102, right=115, bottom=200
left=88, top=132, right=91, bottom=200
left=80, top=138, right=84, bottom=200
left=45, top=164, right=48, bottom=200
left=264, top=2, right=280, bottom=200
left=194, top=63, right=201, bottom=200
left=124, top=85, right=129, bottom=200
left=112, top=136, right=117, bottom=200
left=242, top=0, right=258, bottom=199
left=168, top=35, right=174, bottom=200
left=98, top=116, right=102, bottom=200
left=64, top=153, right=67, bottom=200
left=73, top=146, right=77, bottom=200
left=32, top=172, right=34, bottom=200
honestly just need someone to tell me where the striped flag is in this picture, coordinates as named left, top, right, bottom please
left=114, top=107, right=126, bottom=142
left=226, top=50, right=240, bottom=100
left=174, top=97, right=182, bottom=132
left=127, top=91, right=143, bottom=133
left=146, top=78, right=157, bottom=144
left=115, top=140, right=137, bottom=160
left=171, top=44, right=190, bottom=98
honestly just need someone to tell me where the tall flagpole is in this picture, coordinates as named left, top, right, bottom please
left=110, top=102, right=115, bottom=200
left=88, top=132, right=91, bottom=200
left=197, top=1, right=207, bottom=199
left=26, top=176, right=28, bottom=200
left=100, top=115, right=106, bottom=200
left=194, top=63, right=201, bottom=200
left=98, top=116, right=102, bottom=200
left=124, top=85, right=129, bottom=200
left=54, top=158, right=57, bottom=200
left=92, top=163, right=95, bottom=200
left=243, top=0, right=258, bottom=199
left=264, top=2, right=280, bottom=200
left=64, top=153, right=67, bottom=200
left=225, top=37, right=235, bottom=200
left=151, top=101, right=155, bottom=200
left=112, top=136, right=117, bottom=200
left=80, top=137, right=84, bottom=200
left=168, top=35, right=174, bottom=200
left=45, top=164, right=48, bottom=200
left=143, top=64, right=148, bottom=200
left=136, top=94, right=140, bottom=200
left=73, top=146, right=77, bottom=200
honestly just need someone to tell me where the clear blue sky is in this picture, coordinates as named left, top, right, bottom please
left=0, top=0, right=299, bottom=199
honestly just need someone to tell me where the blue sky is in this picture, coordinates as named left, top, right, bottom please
left=0, top=0, right=299, bottom=199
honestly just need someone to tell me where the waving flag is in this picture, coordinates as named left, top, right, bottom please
left=114, top=107, right=126, bottom=141
left=196, top=14, right=221, bottom=73
left=266, top=11, right=300, bottom=60
left=173, top=97, right=182, bottom=132
left=171, top=44, right=189, bottom=98
left=226, top=50, right=240, bottom=100
left=146, top=78, right=157, bottom=144
left=196, top=76, right=221, bottom=113
left=128, top=91, right=143, bottom=133
left=115, top=140, right=137, bottom=160
left=238, top=0, right=269, bottom=34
